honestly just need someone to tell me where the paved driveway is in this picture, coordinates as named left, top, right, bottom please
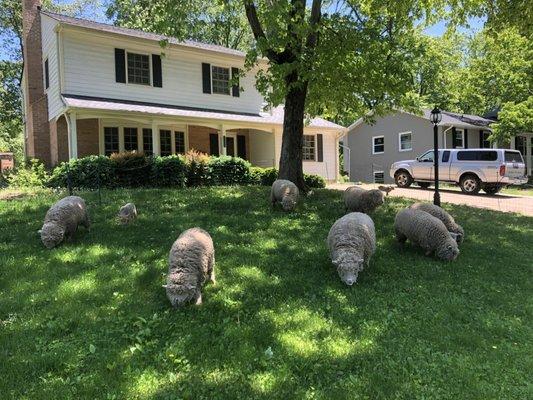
left=328, top=183, right=533, bottom=216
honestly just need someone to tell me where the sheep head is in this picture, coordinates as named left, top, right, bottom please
left=436, top=238, right=460, bottom=261
left=281, top=196, right=296, bottom=211
left=163, top=282, right=197, bottom=307
left=369, top=190, right=385, bottom=208
left=41, top=222, right=65, bottom=249
left=332, top=251, right=364, bottom=286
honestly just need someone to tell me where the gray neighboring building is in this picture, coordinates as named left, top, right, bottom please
left=344, top=109, right=494, bottom=184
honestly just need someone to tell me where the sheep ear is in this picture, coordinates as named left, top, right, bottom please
left=449, top=232, right=458, bottom=241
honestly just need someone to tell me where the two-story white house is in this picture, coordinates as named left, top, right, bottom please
left=21, top=0, right=344, bottom=181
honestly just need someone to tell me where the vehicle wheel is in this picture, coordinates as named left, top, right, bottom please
left=483, top=185, right=502, bottom=195
left=459, top=174, right=481, bottom=194
left=395, top=171, right=413, bottom=188
left=417, top=182, right=431, bottom=189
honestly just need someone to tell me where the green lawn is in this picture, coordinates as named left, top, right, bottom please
left=1, top=187, right=532, bottom=399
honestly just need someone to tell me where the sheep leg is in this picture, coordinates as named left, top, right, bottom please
left=208, top=254, right=216, bottom=284
left=395, top=229, right=407, bottom=244
left=82, top=215, right=91, bottom=230
left=194, top=291, right=203, bottom=305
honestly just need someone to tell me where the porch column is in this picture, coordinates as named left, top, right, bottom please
left=67, top=111, right=78, bottom=159
left=221, top=124, right=227, bottom=156
left=152, top=120, right=160, bottom=156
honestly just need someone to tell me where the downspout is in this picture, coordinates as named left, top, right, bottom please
left=55, top=24, right=66, bottom=108
left=442, top=125, right=453, bottom=148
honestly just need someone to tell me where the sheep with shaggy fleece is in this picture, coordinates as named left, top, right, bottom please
left=40, top=196, right=90, bottom=249
left=270, top=179, right=299, bottom=211
left=409, top=202, right=464, bottom=243
left=164, top=228, right=215, bottom=307
left=327, top=212, right=376, bottom=286
left=117, top=203, right=137, bottom=224
left=344, top=186, right=384, bottom=214
left=394, top=208, right=459, bottom=261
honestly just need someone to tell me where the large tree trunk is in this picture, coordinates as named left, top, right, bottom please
left=279, top=74, right=308, bottom=191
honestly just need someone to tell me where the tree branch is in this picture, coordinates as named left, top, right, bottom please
left=305, top=0, right=322, bottom=50
left=243, top=0, right=283, bottom=63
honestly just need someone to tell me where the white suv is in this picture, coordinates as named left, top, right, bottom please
left=390, top=148, right=528, bottom=194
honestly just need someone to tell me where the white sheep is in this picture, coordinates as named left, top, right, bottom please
left=40, top=196, right=90, bottom=249
left=164, top=228, right=215, bottom=307
left=327, top=212, right=376, bottom=285
left=409, top=202, right=464, bottom=243
left=117, top=203, right=137, bottom=224
left=394, top=208, right=459, bottom=261
left=344, top=186, right=384, bottom=214
left=270, top=179, right=299, bottom=211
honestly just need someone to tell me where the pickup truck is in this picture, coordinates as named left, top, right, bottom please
left=390, top=148, right=528, bottom=194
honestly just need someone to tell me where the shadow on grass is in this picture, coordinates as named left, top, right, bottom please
left=1, top=187, right=531, bottom=399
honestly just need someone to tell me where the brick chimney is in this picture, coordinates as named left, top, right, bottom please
left=22, top=0, right=51, bottom=165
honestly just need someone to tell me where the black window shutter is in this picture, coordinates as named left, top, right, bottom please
left=115, top=48, right=126, bottom=83
left=237, top=135, right=246, bottom=159
left=202, top=63, right=211, bottom=94
left=152, top=54, right=162, bottom=87
left=44, top=59, right=49, bottom=89
left=464, top=128, right=468, bottom=148
left=317, top=134, right=324, bottom=162
left=452, top=127, right=457, bottom=148
left=209, top=133, right=219, bottom=156
left=232, top=67, right=240, bottom=97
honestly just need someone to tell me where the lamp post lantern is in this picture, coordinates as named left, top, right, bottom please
left=430, top=107, right=442, bottom=206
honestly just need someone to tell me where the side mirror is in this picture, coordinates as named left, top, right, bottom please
left=415, top=157, right=420, bottom=161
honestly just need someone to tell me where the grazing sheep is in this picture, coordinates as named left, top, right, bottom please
left=271, top=179, right=299, bottom=211
left=394, top=208, right=459, bottom=261
left=164, top=228, right=215, bottom=307
left=378, top=185, right=395, bottom=196
left=409, top=202, right=464, bottom=243
left=40, top=196, right=90, bottom=249
left=344, top=186, right=384, bottom=214
left=117, top=203, right=137, bottom=224
left=327, top=212, right=376, bottom=286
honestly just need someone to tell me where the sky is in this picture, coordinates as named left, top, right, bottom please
left=0, top=2, right=486, bottom=62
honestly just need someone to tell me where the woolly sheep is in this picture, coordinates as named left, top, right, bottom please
left=164, top=228, right=215, bottom=307
left=40, top=196, right=90, bottom=249
left=271, top=179, right=299, bottom=211
left=394, top=208, right=459, bottom=261
left=327, top=212, right=376, bottom=286
left=409, top=202, right=464, bottom=243
left=344, top=186, right=384, bottom=214
left=117, top=203, right=137, bottom=224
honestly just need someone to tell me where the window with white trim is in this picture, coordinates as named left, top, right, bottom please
left=373, top=171, right=384, bottom=183
left=212, top=66, right=230, bottom=95
left=127, top=52, right=150, bottom=85
left=175, top=131, right=185, bottom=154
left=454, top=129, right=464, bottom=148
left=303, top=135, right=316, bottom=161
left=143, top=128, right=153, bottom=155
left=104, top=127, right=119, bottom=156
left=372, top=136, right=384, bottom=154
left=123, top=127, right=138, bottom=152
left=481, top=131, right=491, bottom=148
left=399, top=131, right=412, bottom=151
left=160, top=130, right=172, bottom=156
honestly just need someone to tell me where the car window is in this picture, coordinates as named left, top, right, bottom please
left=442, top=151, right=450, bottom=162
left=505, top=151, right=523, bottom=163
left=478, top=151, right=498, bottom=161
left=457, top=150, right=498, bottom=161
left=457, top=151, right=477, bottom=161
left=418, top=150, right=433, bottom=162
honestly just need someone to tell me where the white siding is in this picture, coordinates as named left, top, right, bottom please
left=273, top=129, right=338, bottom=180
left=249, top=129, right=275, bottom=167
left=62, top=30, right=264, bottom=115
left=41, top=15, right=62, bottom=120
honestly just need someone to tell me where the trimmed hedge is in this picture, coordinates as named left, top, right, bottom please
left=46, top=153, right=326, bottom=189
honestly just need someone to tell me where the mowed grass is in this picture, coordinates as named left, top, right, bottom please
left=1, top=187, right=532, bottom=400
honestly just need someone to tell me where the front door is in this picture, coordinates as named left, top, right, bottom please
left=226, top=137, right=235, bottom=156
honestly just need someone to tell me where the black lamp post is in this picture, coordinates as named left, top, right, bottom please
left=430, top=107, right=442, bottom=206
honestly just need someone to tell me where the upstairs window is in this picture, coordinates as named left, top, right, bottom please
left=212, top=66, right=230, bottom=95
left=372, top=136, right=384, bottom=154
left=124, top=127, right=138, bottom=152
left=303, top=135, right=316, bottom=161
left=399, top=131, right=412, bottom=152
left=127, top=52, right=150, bottom=85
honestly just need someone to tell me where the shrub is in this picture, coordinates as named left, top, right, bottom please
left=249, top=167, right=325, bottom=188
left=48, top=155, right=115, bottom=189
left=111, top=152, right=153, bottom=187
left=6, top=159, right=49, bottom=188
left=304, top=173, right=326, bottom=188
left=209, top=156, right=251, bottom=185
left=151, top=155, right=186, bottom=187
left=184, top=149, right=210, bottom=186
